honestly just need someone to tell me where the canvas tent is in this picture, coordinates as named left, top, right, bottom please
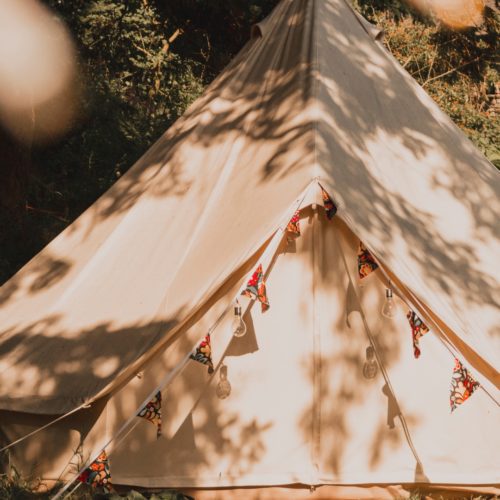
left=0, top=0, right=499, bottom=497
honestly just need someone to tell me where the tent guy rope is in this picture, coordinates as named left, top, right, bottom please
left=52, top=185, right=311, bottom=499
left=0, top=184, right=311, bottom=462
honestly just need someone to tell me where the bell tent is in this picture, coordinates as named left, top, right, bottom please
left=0, top=0, right=499, bottom=498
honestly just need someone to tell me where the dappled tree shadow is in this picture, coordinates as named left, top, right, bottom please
left=0, top=0, right=496, bottom=345
left=0, top=0, right=499, bottom=493
left=0, top=255, right=70, bottom=307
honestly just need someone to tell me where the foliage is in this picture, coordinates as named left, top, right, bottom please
left=0, top=0, right=498, bottom=285
left=0, top=460, right=193, bottom=499
left=355, top=0, right=499, bottom=166
left=0, top=462, right=53, bottom=499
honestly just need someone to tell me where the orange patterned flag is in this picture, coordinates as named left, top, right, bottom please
left=78, top=450, right=113, bottom=492
left=450, top=359, right=479, bottom=412
left=286, top=210, right=301, bottom=238
left=357, top=242, right=379, bottom=279
left=406, top=311, right=429, bottom=358
left=137, top=391, right=162, bottom=438
left=242, top=264, right=270, bottom=312
left=321, top=187, right=337, bottom=219
left=190, top=333, right=214, bottom=374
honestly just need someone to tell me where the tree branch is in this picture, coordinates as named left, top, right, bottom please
left=422, top=56, right=481, bottom=87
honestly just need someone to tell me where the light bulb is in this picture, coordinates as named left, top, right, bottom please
left=232, top=306, right=247, bottom=337
left=381, top=288, right=396, bottom=319
left=216, top=365, right=231, bottom=399
left=363, top=346, right=378, bottom=379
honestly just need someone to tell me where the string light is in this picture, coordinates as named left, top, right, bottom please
left=232, top=304, right=247, bottom=337
left=216, top=364, right=231, bottom=399
left=381, top=287, right=396, bottom=319
left=363, top=346, right=378, bottom=379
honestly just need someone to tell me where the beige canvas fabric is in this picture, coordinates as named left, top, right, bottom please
left=2, top=211, right=499, bottom=492
left=107, top=213, right=499, bottom=488
left=0, top=0, right=499, bottom=493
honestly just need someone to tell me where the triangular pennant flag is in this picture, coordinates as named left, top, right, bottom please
left=77, top=450, right=113, bottom=492
left=190, top=333, right=214, bottom=374
left=406, top=310, right=429, bottom=358
left=321, top=187, right=337, bottom=219
left=242, top=264, right=270, bottom=312
left=357, top=241, right=379, bottom=279
left=137, top=391, right=162, bottom=438
left=450, top=358, right=479, bottom=412
left=286, top=210, right=301, bottom=238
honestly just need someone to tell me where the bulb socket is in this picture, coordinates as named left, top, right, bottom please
left=385, top=288, right=393, bottom=298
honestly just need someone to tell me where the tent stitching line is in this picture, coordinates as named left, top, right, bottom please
left=335, top=230, right=427, bottom=474
left=311, top=200, right=321, bottom=484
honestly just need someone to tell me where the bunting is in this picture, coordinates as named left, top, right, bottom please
left=77, top=450, right=113, bottom=492
left=286, top=210, right=301, bottom=238
left=450, top=358, right=479, bottom=412
left=321, top=187, right=337, bottom=219
left=137, top=391, right=162, bottom=438
left=190, top=333, right=214, bottom=374
left=357, top=242, right=379, bottom=279
left=242, top=264, right=270, bottom=312
left=406, top=310, right=429, bottom=358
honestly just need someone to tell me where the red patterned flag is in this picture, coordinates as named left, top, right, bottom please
left=242, top=264, right=270, bottom=312
left=77, top=450, right=112, bottom=492
left=357, top=242, right=379, bottom=279
left=190, top=333, right=214, bottom=374
left=137, top=391, right=162, bottom=438
left=286, top=210, right=301, bottom=238
left=321, top=187, right=337, bottom=219
left=406, top=310, right=429, bottom=358
left=450, top=358, right=479, bottom=412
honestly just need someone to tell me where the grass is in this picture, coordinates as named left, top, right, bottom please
left=1, top=472, right=498, bottom=500
left=0, top=468, right=193, bottom=499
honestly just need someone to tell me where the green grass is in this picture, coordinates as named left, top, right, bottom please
left=1, top=466, right=497, bottom=500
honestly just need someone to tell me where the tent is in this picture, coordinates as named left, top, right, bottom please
left=0, top=0, right=499, bottom=497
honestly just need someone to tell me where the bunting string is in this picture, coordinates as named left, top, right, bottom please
left=47, top=189, right=312, bottom=500
left=368, top=251, right=497, bottom=409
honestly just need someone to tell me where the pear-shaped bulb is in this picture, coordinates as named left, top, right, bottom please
left=232, top=306, right=247, bottom=337
left=381, top=288, right=396, bottom=319
left=216, top=379, right=231, bottom=399
left=216, top=365, right=231, bottom=399
left=363, top=346, right=378, bottom=379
